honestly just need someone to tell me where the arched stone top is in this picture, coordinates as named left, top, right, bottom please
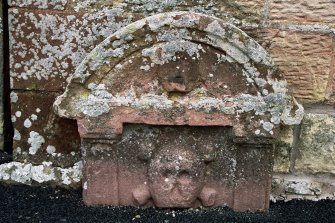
left=54, top=11, right=303, bottom=138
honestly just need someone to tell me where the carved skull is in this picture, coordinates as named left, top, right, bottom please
left=132, top=146, right=217, bottom=208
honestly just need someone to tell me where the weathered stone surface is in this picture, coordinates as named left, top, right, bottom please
left=0, top=1, right=3, bottom=151
left=296, top=114, right=335, bottom=174
left=285, top=181, right=322, bottom=195
left=69, top=0, right=266, bottom=24
left=234, top=143, right=273, bottom=211
left=9, top=8, right=132, bottom=91
left=0, top=161, right=83, bottom=188
left=248, top=29, right=333, bottom=102
left=270, top=0, right=335, bottom=24
left=11, top=91, right=80, bottom=167
left=53, top=12, right=303, bottom=211
left=9, top=0, right=266, bottom=24
left=82, top=124, right=273, bottom=211
left=326, top=36, right=335, bottom=103
left=271, top=174, right=335, bottom=201
left=274, top=126, right=293, bottom=173
left=8, top=0, right=68, bottom=10
left=54, top=12, right=303, bottom=138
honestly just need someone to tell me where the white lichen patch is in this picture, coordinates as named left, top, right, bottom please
left=73, top=0, right=97, bottom=12
left=15, top=111, right=21, bottom=117
left=204, top=20, right=225, bottom=38
left=74, top=85, right=174, bottom=117
left=262, top=122, right=274, bottom=132
left=46, top=145, right=56, bottom=154
left=13, top=129, right=21, bottom=141
left=142, top=40, right=204, bottom=67
left=24, top=118, right=32, bottom=128
left=281, top=98, right=305, bottom=125
left=31, top=114, right=38, bottom=121
left=10, top=91, right=18, bottom=103
left=59, top=161, right=83, bottom=185
left=0, top=17, right=2, bottom=34
left=28, top=131, right=45, bottom=155
left=14, top=147, right=22, bottom=155
left=0, top=161, right=83, bottom=188
left=83, top=181, right=88, bottom=190
left=7, top=162, right=32, bottom=184
left=31, top=163, right=56, bottom=183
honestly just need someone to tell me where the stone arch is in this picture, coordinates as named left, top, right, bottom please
left=54, top=11, right=303, bottom=138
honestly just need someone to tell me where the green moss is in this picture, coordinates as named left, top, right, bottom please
left=81, top=92, right=90, bottom=97
left=194, top=88, right=204, bottom=97
left=126, top=24, right=139, bottom=34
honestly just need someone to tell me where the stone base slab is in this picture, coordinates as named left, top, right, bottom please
left=271, top=173, right=335, bottom=202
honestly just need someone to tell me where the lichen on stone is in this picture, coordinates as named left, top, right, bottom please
left=0, top=161, right=83, bottom=188
left=54, top=12, right=304, bottom=137
left=142, top=40, right=204, bottom=67
left=27, top=131, right=45, bottom=155
left=8, top=0, right=68, bottom=10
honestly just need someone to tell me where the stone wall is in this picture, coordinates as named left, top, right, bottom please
left=2, top=0, right=335, bottom=200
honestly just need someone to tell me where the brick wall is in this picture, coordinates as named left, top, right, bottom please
left=2, top=0, right=335, bottom=199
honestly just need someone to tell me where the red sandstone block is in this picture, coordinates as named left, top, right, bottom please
left=9, top=7, right=131, bottom=91
left=246, top=28, right=333, bottom=103
left=83, top=160, right=119, bottom=205
left=11, top=91, right=80, bottom=166
left=8, top=0, right=67, bottom=10
left=82, top=125, right=274, bottom=212
left=270, top=0, right=335, bottom=24
left=326, top=36, right=335, bottom=103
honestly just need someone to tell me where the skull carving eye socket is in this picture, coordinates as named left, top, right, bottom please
left=163, top=169, right=174, bottom=177
left=169, top=74, right=185, bottom=84
left=178, top=170, right=192, bottom=179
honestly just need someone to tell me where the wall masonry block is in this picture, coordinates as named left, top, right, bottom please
left=270, top=0, right=335, bottom=24
left=271, top=174, right=335, bottom=201
left=0, top=161, right=83, bottom=188
left=247, top=29, right=333, bottom=103
left=11, top=91, right=80, bottom=167
left=9, top=7, right=132, bottom=91
left=8, top=0, right=68, bottom=10
left=274, top=126, right=293, bottom=173
left=296, top=113, right=335, bottom=174
left=9, top=0, right=266, bottom=24
left=326, top=36, right=335, bottom=103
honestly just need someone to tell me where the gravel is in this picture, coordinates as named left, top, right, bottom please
left=1, top=183, right=335, bottom=223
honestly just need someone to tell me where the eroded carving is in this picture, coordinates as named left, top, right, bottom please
left=134, top=147, right=216, bottom=207
left=53, top=12, right=304, bottom=211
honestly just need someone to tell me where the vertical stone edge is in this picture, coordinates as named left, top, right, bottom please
left=288, top=124, right=302, bottom=173
left=326, top=34, right=335, bottom=103
left=260, top=0, right=271, bottom=26
left=0, top=1, right=3, bottom=151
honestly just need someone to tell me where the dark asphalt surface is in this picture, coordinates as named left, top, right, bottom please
left=0, top=184, right=335, bottom=223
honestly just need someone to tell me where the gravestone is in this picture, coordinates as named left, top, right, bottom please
left=54, top=12, right=303, bottom=211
